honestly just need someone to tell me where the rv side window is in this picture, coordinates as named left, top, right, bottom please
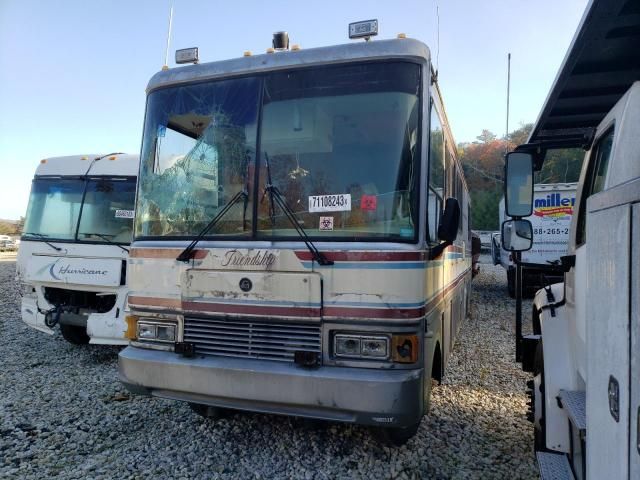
left=576, top=128, right=614, bottom=245
left=428, top=100, right=445, bottom=242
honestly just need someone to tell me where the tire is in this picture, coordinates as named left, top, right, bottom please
left=374, top=422, right=421, bottom=446
left=532, top=341, right=548, bottom=452
left=189, top=402, right=233, bottom=420
left=59, top=324, right=90, bottom=345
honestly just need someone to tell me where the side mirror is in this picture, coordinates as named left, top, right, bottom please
left=504, top=151, right=534, bottom=217
left=501, top=219, right=533, bottom=252
left=438, top=198, right=460, bottom=242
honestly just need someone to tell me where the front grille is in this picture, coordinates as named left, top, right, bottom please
left=183, top=317, right=321, bottom=362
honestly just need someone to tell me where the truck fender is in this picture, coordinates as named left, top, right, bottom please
left=532, top=283, right=576, bottom=453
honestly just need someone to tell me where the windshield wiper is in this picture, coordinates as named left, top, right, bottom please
left=176, top=190, right=249, bottom=262
left=80, top=232, right=129, bottom=253
left=23, top=232, right=62, bottom=252
left=262, top=154, right=333, bottom=266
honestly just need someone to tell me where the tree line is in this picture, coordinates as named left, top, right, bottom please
left=458, top=124, right=585, bottom=231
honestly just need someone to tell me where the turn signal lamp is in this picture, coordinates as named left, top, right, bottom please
left=392, top=335, right=419, bottom=363
left=124, top=315, right=138, bottom=340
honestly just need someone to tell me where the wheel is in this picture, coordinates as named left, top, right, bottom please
left=189, top=402, right=233, bottom=420
left=373, top=422, right=421, bottom=446
left=60, top=324, right=90, bottom=345
left=532, top=341, right=548, bottom=452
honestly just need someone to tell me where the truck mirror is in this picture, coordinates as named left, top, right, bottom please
left=504, top=152, right=533, bottom=217
left=438, top=197, right=460, bottom=242
left=501, top=219, right=533, bottom=252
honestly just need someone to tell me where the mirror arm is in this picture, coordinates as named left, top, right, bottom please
left=429, top=240, right=452, bottom=260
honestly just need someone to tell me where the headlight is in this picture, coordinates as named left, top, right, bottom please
left=334, top=334, right=389, bottom=360
left=136, top=320, right=177, bottom=343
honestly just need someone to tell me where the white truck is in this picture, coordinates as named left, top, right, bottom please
left=493, top=183, right=577, bottom=297
left=16, top=154, right=138, bottom=345
left=502, top=0, right=640, bottom=477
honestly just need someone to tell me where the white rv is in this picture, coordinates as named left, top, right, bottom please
left=494, top=183, right=577, bottom=297
left=503, top=0, right=640, bottom=477
left=118, top=27, right=472, bottom=445
left=16, top=154, right=138, bottom=345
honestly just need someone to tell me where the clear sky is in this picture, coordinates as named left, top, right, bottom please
left=0, top=0, right=587, bottom=220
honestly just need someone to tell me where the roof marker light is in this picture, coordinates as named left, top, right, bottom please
left=40, top=159, right=47, bottom=164
left=243, top=51, right=252, bottom=57
left=81, top=156, right=88, bottom=160
left=109, top=155, right=117, bottom=160
left=397, top=33, right=407, bottom=39
left=291, top=44, right=301, bottom=51
left=349, top=19, right=378, bottom=41
left=175, top=47, right=199, bottom=64
left=266, top=48, right=275, bottom=54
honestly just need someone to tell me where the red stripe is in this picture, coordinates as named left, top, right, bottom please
left=182, top=301, right=321, bottom=318
left=323, top=306, right=425, bottom=319
left=294, top=251, right=426, bottom=261
left=424, top=269, right=471, bottom=315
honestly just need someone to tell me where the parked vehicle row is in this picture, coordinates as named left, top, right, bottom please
left=15, top=25, right=474, bottom=445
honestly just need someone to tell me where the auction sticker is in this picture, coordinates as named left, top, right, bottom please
left=309, top=194, right=351, bottom=213
left=115, top=209, right=135, bottom=219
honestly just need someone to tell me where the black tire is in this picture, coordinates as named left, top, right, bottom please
left=189, top=402, right=233, bottom=420
left=533, top=341, right=548, bottom=452
left=59, top=324, right=90, bottom=345
left=374, top=422, right=421, bottom=446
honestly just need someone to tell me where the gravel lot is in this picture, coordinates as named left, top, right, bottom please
left=0, top=257, right=537, bottom=479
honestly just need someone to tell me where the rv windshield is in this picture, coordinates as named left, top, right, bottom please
left=135, top=61, right=421, bottom=241
left=23, top=177, right=136, bottom=244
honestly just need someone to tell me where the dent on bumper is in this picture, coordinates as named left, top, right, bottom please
left=119, top=346, right=424, bottom=426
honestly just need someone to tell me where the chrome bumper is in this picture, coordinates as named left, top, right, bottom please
left=119, top=346, right=424, bottom=427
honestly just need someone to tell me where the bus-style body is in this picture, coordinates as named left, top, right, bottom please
left=119, top=37, right=471, bottom=441
left=16, top=154, right=138, bottom=345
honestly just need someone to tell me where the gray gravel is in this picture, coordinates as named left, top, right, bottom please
left=0, top=256, right=537, bottom=479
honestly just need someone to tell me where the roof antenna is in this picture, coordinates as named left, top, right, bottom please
left=436, top=2, right=440, bottom=74
left=506, top=52, right=512, bottom=152
left=162, top=2, right=174, bottom=71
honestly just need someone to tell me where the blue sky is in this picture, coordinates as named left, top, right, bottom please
left=0, top=0, right=587, bottom=220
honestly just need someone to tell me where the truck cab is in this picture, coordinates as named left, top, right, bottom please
left=503, top=0, right=640, bottom=474
left=16, top=154, right=138, bottom=345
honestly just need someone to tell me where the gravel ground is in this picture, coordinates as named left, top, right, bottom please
left=0, top=257, right=537, bottom=479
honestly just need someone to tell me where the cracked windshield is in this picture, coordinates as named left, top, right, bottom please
left=136, top=62, right=420, bottom=240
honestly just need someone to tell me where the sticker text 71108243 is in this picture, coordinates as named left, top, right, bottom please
left=308, top=194, right=351, bottom=213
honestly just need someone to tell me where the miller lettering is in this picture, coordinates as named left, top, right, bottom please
left=221, top=249, right=276, bottom=268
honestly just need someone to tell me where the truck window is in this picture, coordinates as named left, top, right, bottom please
left=576, top=128, right=614, bottom=245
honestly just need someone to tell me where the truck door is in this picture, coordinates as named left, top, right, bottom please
left=584, top=127, right=631, bottom=479
left=631, top=202, right=640, bottom=479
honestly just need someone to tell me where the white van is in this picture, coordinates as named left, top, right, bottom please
left=16, top=154, right=138, bottom=345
